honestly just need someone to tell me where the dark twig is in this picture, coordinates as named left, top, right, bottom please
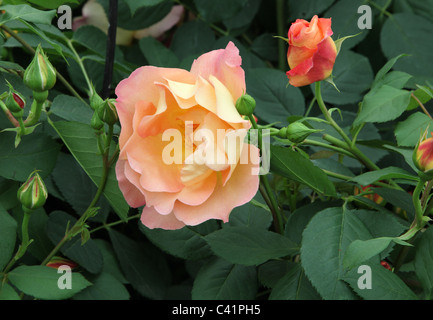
left=102, top=0, right=118, bottom=99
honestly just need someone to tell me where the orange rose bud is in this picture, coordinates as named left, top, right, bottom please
left=413, top=131, right=433, bottom=173
left=286, top=15, right=337, bottom=87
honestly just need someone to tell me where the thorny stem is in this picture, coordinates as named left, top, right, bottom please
left=315, top=81, right=405, bottom=191
left=90, top=214, right=141, bottom=234
left=40, top=124, right=115, bottom=266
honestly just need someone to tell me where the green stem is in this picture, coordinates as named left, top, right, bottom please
left=316, top=82, right=407, bottom=192
left=303, top=138, right=355, bottom=158
left=321, top=133, right=380, bottom=171
left=316, top=81, right=379, bottom=170
left=351, top=123, right=365, bottom=148
left=411, top=92, right=433, bottom=121
left=248, top=114, right=284, bottom=234
left=17, top=115, right=26, bottom=136
left=19, top=210, right=31, bottom=256
left=421, top=180, right=433, bottom=210
left=304, top=97, right=317, bottom=117
left=23, top=99, right=43, bottom=127
left=315, top=82, right=352, bottom=146
left=0, top=100, right=20, bottom=127
left=90, top=214, right=141, bottom=234
left=2, top=209, right=32, bottom=273
left=413, top=179, right=425, bottom=229
left=394, top=221, right=420, bottom=273
left=323, top=169, right=404, bottom=191
left=67, top=39, right=93, bottom=94
left=0, top=25, right=87, bottom=105
left=40, top=125, right=115, bottom=266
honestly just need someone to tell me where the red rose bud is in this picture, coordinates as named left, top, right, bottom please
left=286, top=15, right=337, bottom=87
left=235, top=93, right=256, bottom=116
left=17, top=171, right=48, bottom=211
left=6, top=92, right=26, bottom=114
left=13, top=93, right=25, bottom=108
left=4, top=81, right=26, bottom=114
left=46, top=256, right=78, bottom=270
left=23, top=45, right=56, bottom=93
left=381, top=260, right=392, bottom=271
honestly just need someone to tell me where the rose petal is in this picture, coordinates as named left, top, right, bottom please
left=173, top=144, right=260, bottom=226
left=140, top=206, right=185, bottom=230
left=115, top=66, right=194, bottom=120
left=287, top=45, right=316, bottom=70
left=190, top=41, right=245, bottom=101
left=287, top=37, right=336, bottom=87
left=178, top=170, right=217, bottom=206
left=125, top=133, right=184, bottom=193
left=115, top=159, right=146, bottom=208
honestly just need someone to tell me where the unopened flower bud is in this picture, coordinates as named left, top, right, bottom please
left=46, top=256, right=78, bottom=270
left=236, top=93, right=256, bottom=116
left=17, top=171, right=48, bottom=211
left=5, top=91, right=26, bottom=114
left=23, top=45, right=56, bottom=93
left=89, top=85, right=104, bottom=111
left=284, top=122, right=321, bottom=143
left=91, top=112, right=104, bottom=131
left=413, top=129, right=433, bottom=173
left=4, top=81, right=25, bottom=116
left=97, top=99, right=118, bottom=125
left=380, top=260, right=392, bottom=271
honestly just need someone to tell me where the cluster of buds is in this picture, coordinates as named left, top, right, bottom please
left=89, top=85, right=118, bottom=130
left=1, top=45, right=56, bottom=147
left=17, top=171, right=48, bottom=211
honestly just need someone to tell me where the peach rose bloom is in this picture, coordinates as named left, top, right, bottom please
left=115, top=42, right=260, bottom=230
left=286, top=15, right=337, bottom=87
